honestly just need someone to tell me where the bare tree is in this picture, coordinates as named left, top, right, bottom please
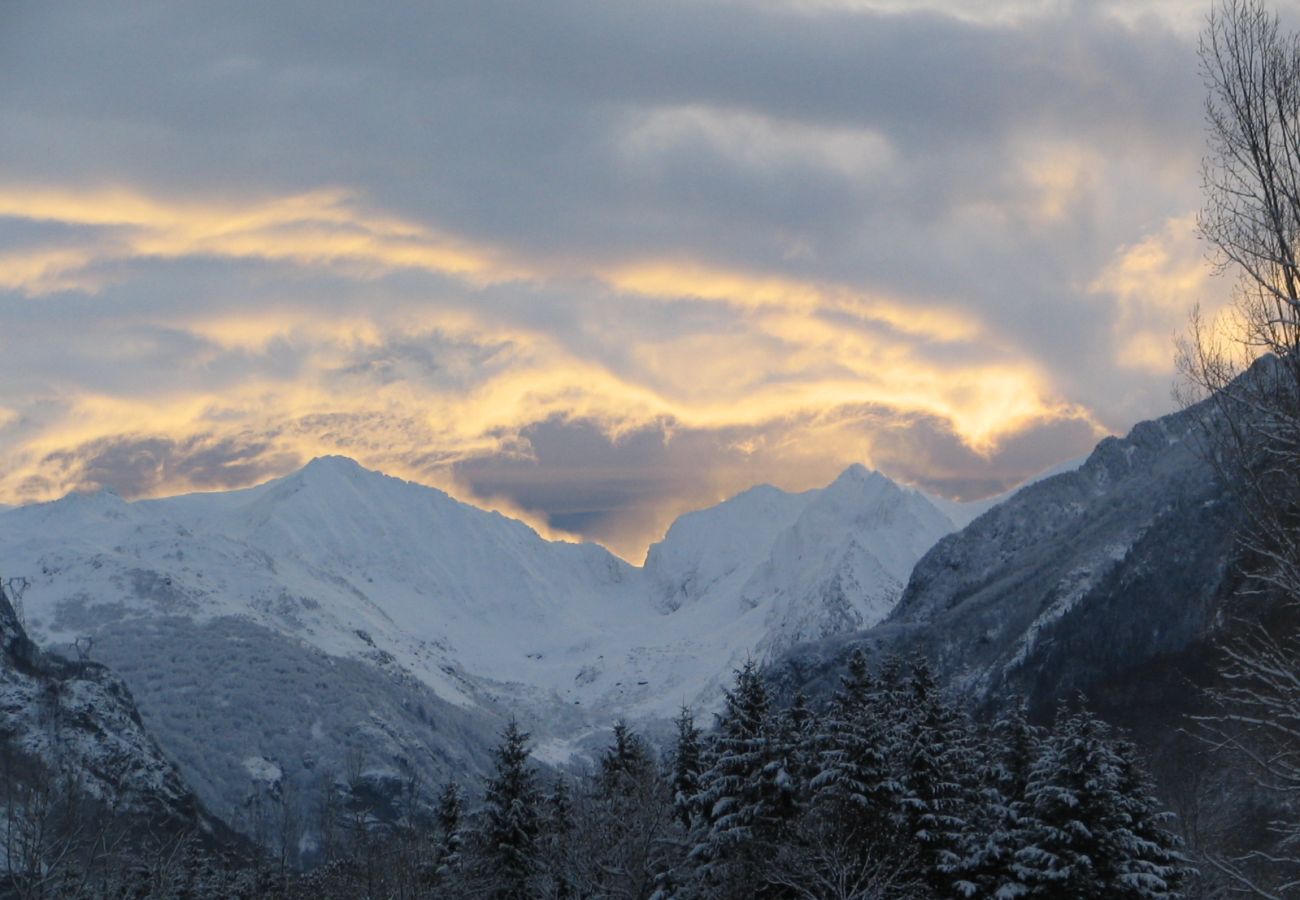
left=1183, top=0, right=1300, bottom=601
left=765, top=821, right=924, bottom=900
left=1180, top=2, right=1300, bottom=894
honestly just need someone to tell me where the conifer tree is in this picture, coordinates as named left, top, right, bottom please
left=774, top=689, right=815, bottom=806
left=599, top=720, right=654, bottom=798
left=545, top=777, right=577, bottom=900
left=1011, top=707, right=1125, bottom=898
left=811, top=649, right=899, bottom=845
left=434, top=780, right=464, bottom=878
left=877, top=653, right=908, bottom=711
left=1106, top=740, right=1190, bottom=899
left=479, top=719, right=542, bottom=899
left=899, top=655, right=974, bottom=893
left=671, top=705, right=702, bottom=829
left=691, top=659, right=792, bottom=897
left=548, top=775, right=574, bottom=838
left=949, top=697, right=1039, bottom=897
left=876, top=652, right=913, bottom=790
left=992, top=696, right=1040, bottom=811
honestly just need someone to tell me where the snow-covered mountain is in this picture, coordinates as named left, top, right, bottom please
left=0, top=581, right=225, bottom=841
left=0, top=459, right=953, bottom=823
left=774, top=395, right=1239, bottom=716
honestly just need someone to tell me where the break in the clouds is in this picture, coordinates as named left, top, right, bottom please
left=0, top=0, right=1267, bottom=558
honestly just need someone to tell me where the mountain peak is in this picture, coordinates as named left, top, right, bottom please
left=292, top=455, right=382, bottom=493
left=302, top=455, right=366, bottom=476
left=828, top=463, right=892, bottom=493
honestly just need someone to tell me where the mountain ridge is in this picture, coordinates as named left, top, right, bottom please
left=0, top=456, right=955, bottom=832
left=772, top=391, right=1238, bottom=720
left=0, top=579, right=229, bottom=843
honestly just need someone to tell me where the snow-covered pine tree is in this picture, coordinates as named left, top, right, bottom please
left=774, top=689, right=815, bottom=811
left=898, top=654, right=976, bottom=894
left=810, top=648, right=900, bottom=850
left=949, top=696, right=1040, bottom=897
left=599, top=719, right=655, bottom=798
left=479, top=719, right=543, bottom=899
left=875, top=652, right=914, bottom=798
left=1105, top=739, right=1190, bottom=898
left=434, top=780, right=464, bottom=878
left=689, top=659, right=794, bottom=897
left=876, top=653, right=909, bottom=711
left=1011, top=706, right=1127, bottom=899
left=594, top=720, right=676, bottom=897
left=671, top=705, right=702, bottom=829
left=545, top=776, right=577, bottom=900
left=548, top=776, right=574, bottom=839
left=995, top=696, right=1039, bottom=802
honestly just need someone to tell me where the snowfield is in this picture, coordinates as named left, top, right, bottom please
left=0, top=457, right=955, bottom=818
left=3, top=458, right=953, bottom=724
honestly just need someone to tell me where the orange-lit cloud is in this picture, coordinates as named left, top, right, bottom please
left=605, top=260, right=986, bottom=342
left=1090, top=214, right=1230, bottom=374
left=0, top=179, right=1137, bottom=556
left=0, top=186, right=517, bottom=295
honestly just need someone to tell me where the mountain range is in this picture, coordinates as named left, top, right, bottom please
left=0, top=383, right=1250, bottom=856
left=0, top=456, right=955, bottom=828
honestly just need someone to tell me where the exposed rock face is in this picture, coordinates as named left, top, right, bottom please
left=0, top=583, right=222, bottom=837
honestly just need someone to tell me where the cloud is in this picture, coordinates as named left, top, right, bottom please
left=1090, top=214, right=1230, bottom=374
left=32, top=432, right=300, bottom=499
left=0, top=186, right=518, bottom=295
left=454, top=406, right=1102, bottom=560
left=0, top=0, right=1251, bottom=555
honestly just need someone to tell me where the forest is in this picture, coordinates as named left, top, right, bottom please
left=3, top=653, right=1188, bottom=899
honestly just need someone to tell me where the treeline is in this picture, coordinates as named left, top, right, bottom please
left=303, top=652, right=1190, bottom=899
left=2, top=652, right=1191, bottom=899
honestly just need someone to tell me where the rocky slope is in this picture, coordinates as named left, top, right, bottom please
left=774, top=396, right=1240, bottom=715
left=0, top=581, right=223, bottom=843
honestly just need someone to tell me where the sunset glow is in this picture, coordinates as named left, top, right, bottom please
left=0, top=0, right=1246, bottom=557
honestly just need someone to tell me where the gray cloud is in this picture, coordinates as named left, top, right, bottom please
left=0, top=0, right=1265, bottom=552
left=452, top=407, right=1101, bottom=557
left=36, top=433, right=301, bottom=499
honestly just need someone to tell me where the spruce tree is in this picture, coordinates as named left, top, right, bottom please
left=548, top=775, right=574, bottom=838
left=949, top=697, right=1039, bottom=897
left=769, top=690, right=810, bottom=823
left=811, top=649, right=899, bottom=846
left=1105, top=740, right=1190, bottom=898
left=690, top=659, right=791, bottom=896
left=671, top=705, right=702, bottom=829
left=434, top=780, right=464, bottom=878
left=899, top=655, right=975, bottom=894
left=480, top=719, right=542, bottom=899
left=546, top=777, right=577, bottom=900
left=1012, top=707, right=1125, bottom=899
left=599, top=720, right=654, bottom=798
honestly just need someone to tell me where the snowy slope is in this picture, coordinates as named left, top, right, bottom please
left=2, top=457, right=952, bottom=720
left=0, top=457, right=953, bottom=818
left=644, top=483, right=814, bottom=613
left=738, top=465, right=957, bottom=652
left=773, top=398, right=1238, bottom=718
left=0, top=581, right=224, bottom=840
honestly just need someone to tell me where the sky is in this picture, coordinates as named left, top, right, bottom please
left=0, top=0, right=1282, bottom=560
